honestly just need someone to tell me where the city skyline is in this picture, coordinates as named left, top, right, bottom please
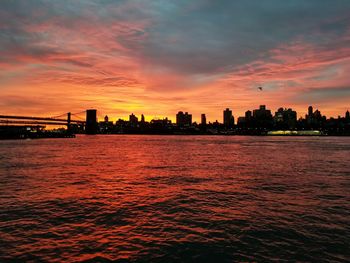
left=81, top=104, right=350, bottom=136
left=107, top=105, right=349, bottom=124
left=1, top=1, right=350, bottom=121
left=89, top=104, right=350, bottom=124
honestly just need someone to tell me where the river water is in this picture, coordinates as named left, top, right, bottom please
left=0, top=135, right=349, bottom=262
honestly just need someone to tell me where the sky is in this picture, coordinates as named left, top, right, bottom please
left=1, top=0, right=350, bottom=122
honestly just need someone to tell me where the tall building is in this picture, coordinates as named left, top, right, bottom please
left=253, top=105, right=273, bottom=129
left=223, top=108, right=234, bottom=128
left=308, top=106, right=313, bottom=117
left=245, top=110, right=252, bottom=120
left=346, top=110, right=350, bottom=120
left=99, top=115, right=113, bottom=133
left=176, top=111, right=192, bottom=127
left=274, top=108, right=284, bottom=123
left=129, top=113, right=138, bottom=127
left=141, top=114, right=145, bottom=123
left=86, top=109, right=98, bottom=134
left=314, top=109, right=321, bottom=119
left=201, top=114, right=207, bottom=126
left=274, top=108, right=297, bottom=129
left=253, top=105, right=272, bottom=119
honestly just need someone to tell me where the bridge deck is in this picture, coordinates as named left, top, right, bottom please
left=0, top=115, right=85, bottom=124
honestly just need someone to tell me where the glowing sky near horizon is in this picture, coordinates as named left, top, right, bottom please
left=1, top=0, right=350, bottom=122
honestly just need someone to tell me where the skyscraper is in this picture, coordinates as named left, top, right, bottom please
left=308, top=106, right=313, bottom=117
left=223, top=108, right=234, bottom=128
left=201, top=114, right=207, bottom=126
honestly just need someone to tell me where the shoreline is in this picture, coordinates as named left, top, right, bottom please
left=2, top=133, right=350, bottom=140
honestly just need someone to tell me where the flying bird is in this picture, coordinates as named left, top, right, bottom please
left=258, top=86, right=263, bottom=91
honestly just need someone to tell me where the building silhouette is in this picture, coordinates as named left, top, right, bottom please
left=245, top=110, right=252, bottom=120
left=308, top=106, right=313, bottom=117
left=103, top=106, right=350, bottom=135
left=253, top=105, right=272, bottom=129
left=274, top=108, right=297, bottom=129
left=99, top=115, right=113, bottom=133
left=304, top=106, right=327, bottom=129
left=223, top=108, right=234, bottom=128
left=129, top=113, right=138, bottom=127
left=176, top=111, right=192, bottom=127
left=201, top=114, right=207, bottom=126
left=150, top=118, right=172, bottom=133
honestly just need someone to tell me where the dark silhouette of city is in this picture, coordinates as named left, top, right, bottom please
left=1, top=105, right=349, bottom=139
left=98, top=105, right=350, bottom=136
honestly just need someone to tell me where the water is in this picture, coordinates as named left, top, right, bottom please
left=0, top=135, right=349, bottom=262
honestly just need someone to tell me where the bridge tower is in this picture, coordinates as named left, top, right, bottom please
left=86, top=109, right=97, bottom=134
left=67, top=112, right=71, bottom=132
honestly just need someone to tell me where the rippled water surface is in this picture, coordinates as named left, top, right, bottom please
left=1, top=135, right=350, bottom=262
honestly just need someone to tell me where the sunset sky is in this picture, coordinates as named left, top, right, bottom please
left=1, top=0, right=350, bottom=122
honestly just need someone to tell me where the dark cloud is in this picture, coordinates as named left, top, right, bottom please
left=293, top=86, right=350, bottom=103
left=140, top=0, right=350, bottom=74
left=1, top=0, right=350, bottom=75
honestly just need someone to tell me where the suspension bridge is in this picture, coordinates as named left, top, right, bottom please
left=0, top=109, right=101, bottom=134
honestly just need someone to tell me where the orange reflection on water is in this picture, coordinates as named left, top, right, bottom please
left=0, top=135, right=349, bottom=262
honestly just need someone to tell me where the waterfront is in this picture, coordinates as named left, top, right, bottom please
left=0, top=135, right=349, bottom=262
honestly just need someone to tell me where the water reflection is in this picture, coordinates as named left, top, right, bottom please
left=0, top=135, right=349, bottom=262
